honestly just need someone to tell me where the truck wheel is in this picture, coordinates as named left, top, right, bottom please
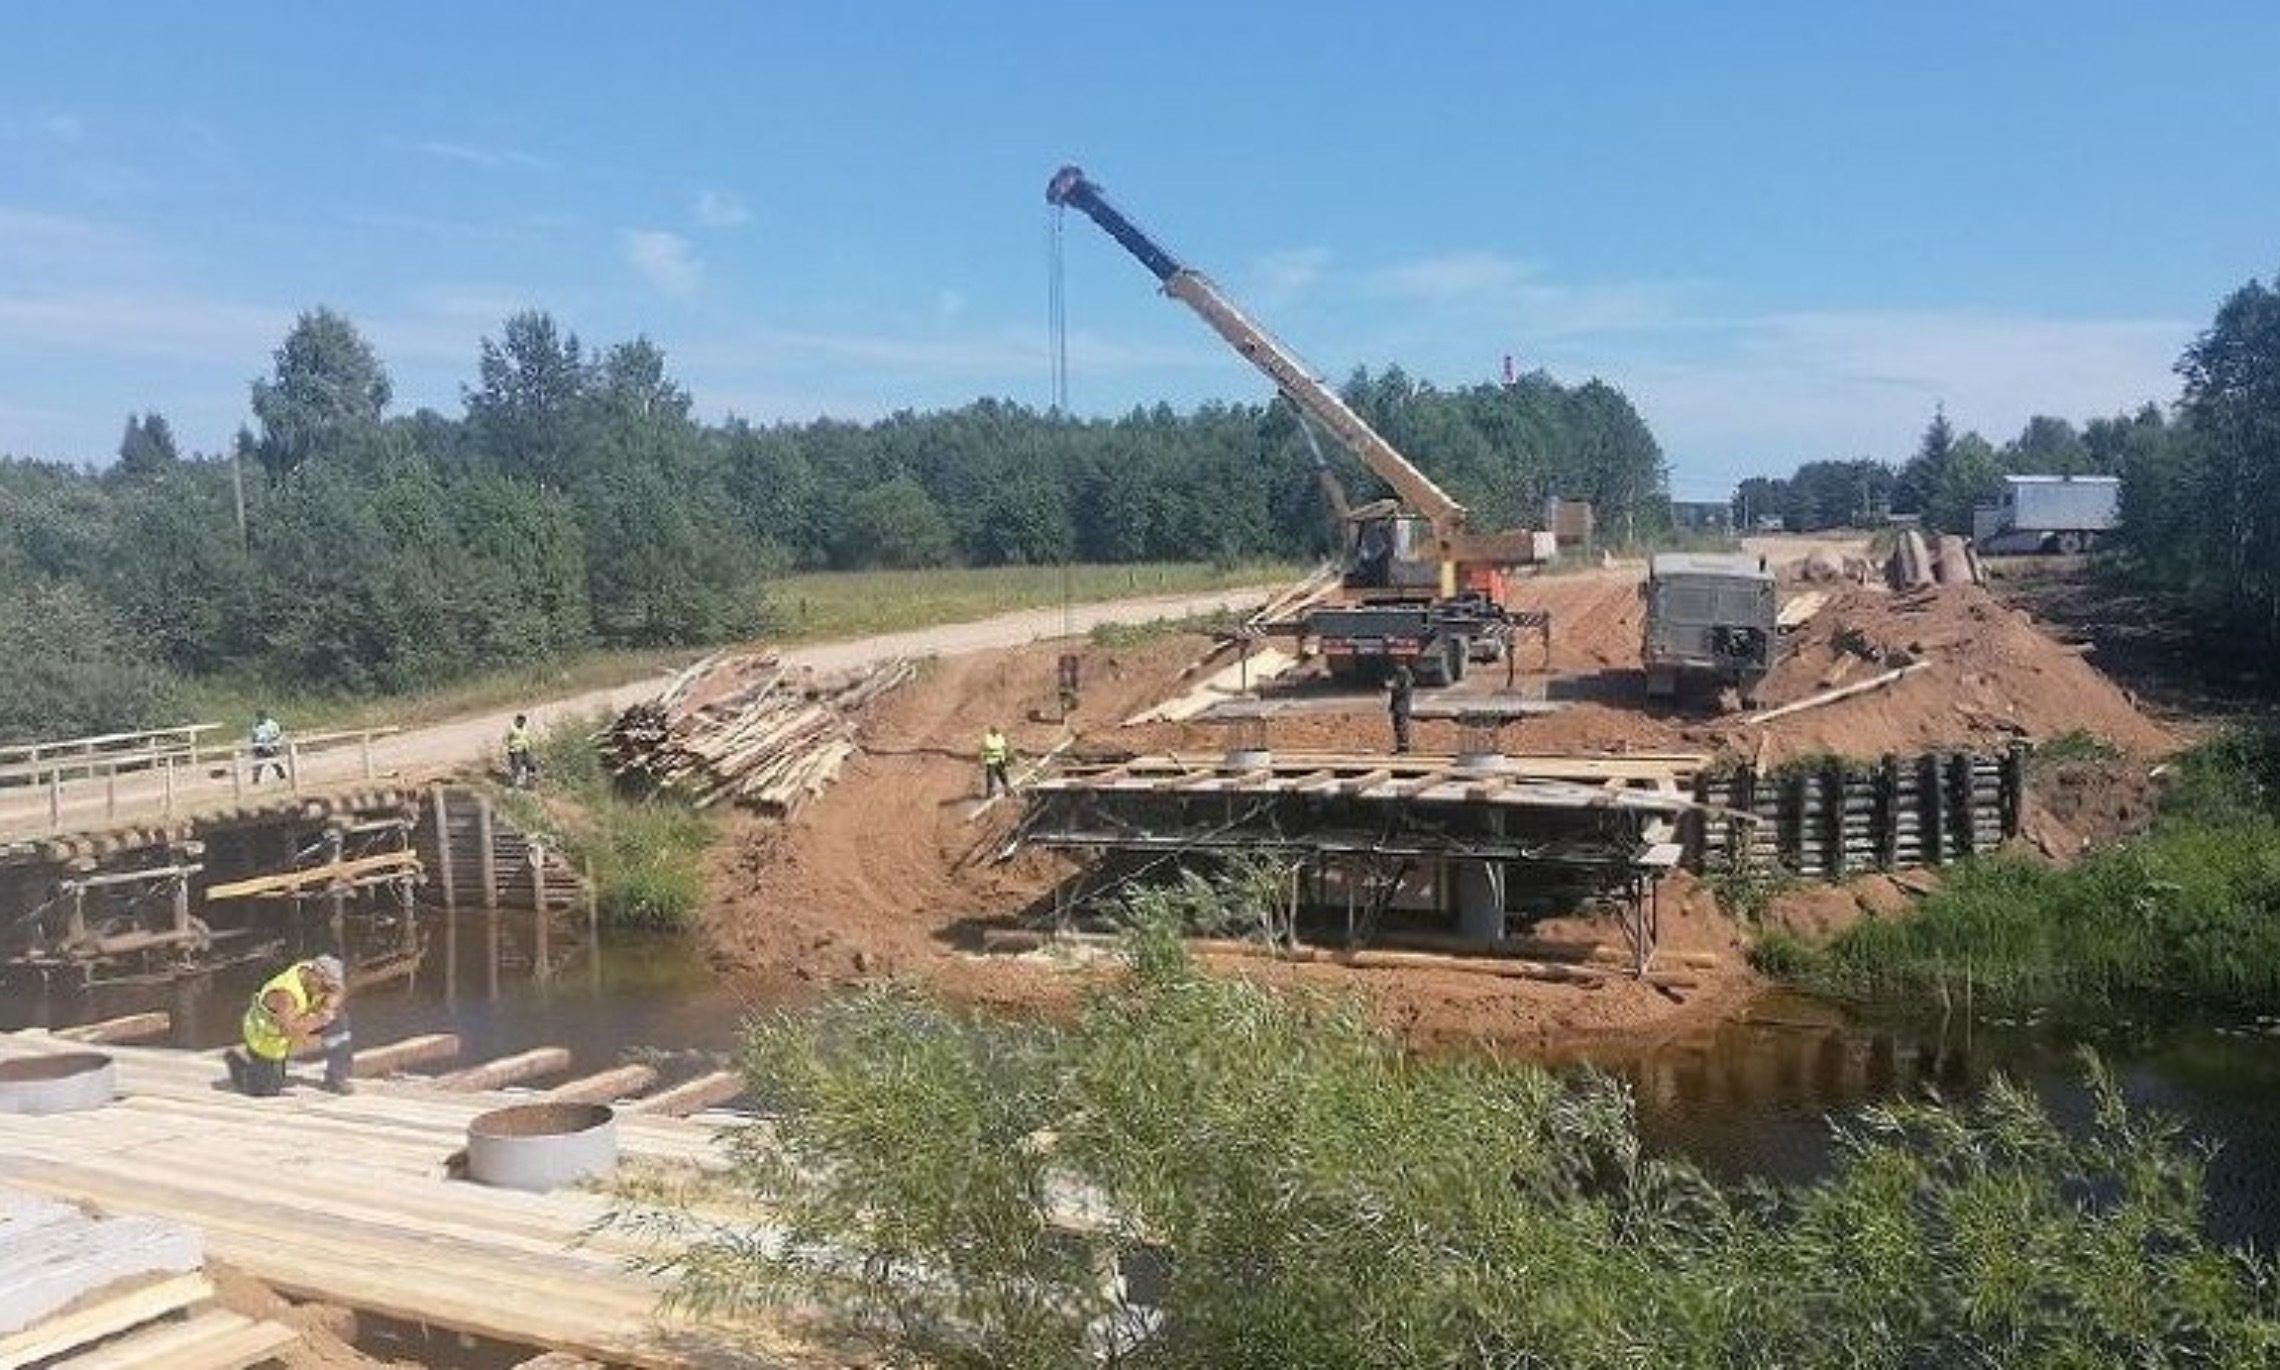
left=2055, top=531, right=2085, bottom=555
left=1446, top=639, right=1468, bottom=685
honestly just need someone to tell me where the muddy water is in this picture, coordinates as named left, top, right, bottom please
left=9, top=926, right=2280, bottom=1249
left=1564, top=990, right=2280, bottom=1250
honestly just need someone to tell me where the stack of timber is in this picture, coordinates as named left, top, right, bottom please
left=0, top=1190, right=298, bottom=1369
left=603, top=651, right=916, bottom=815
left=1242, top=560, right=1343, bottom=631
left=0, top=1030, right=800, bottom=1368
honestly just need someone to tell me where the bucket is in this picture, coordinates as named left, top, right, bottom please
left=0, top=1052, right=117, bottom=1115
left=465, top=1101, right=618, bottom=1192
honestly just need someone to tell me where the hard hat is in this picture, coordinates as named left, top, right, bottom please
left=309, top=954, right=346, bottom=986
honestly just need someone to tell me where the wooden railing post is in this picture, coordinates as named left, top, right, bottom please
left=362, top=731, right=376, bottom=780
left=48, top=766, right=62, bottom=831
left=476, top=793, right=498, bottom=910
left=432, top=787, right=457, bottom=910
left=289, top=740, right=303, bottom=794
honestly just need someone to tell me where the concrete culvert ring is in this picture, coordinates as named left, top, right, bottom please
left=465, top=1101, right=619, bottom=1191
left=0, top=1051, right=117, bottom=1114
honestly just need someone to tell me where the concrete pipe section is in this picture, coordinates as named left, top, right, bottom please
left=465, top=1101, right=619, bottom=1192
left=0, top=1052, right=117, bottom=1115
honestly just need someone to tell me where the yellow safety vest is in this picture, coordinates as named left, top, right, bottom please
left=506, top=725, right=533, bottom=756
left=980, top=732, right=1010, bottom=765
left=242, top=963, right=313, bottom=1062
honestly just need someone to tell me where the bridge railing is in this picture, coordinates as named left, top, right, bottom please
left=0, top=726, right=404, bottom=837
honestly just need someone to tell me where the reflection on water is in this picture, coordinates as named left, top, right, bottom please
left=9, top=922, right=2280, bottom=1250
left=1554, top=989, right=2280, bottom=1250
left=0, top=905, right=775, bottom=1080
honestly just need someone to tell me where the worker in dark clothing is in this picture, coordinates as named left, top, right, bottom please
left=980, top=725, right=1014, bottom=798
left=1387, top=664, right=1415, bottom=754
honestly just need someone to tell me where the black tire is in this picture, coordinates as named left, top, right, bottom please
left=1445, top=638, right=1468, bottom=685
left=2055, top=531, right=2085, bottom=555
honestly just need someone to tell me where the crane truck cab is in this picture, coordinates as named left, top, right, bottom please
left=1640, top=552, right=1777, bottom=707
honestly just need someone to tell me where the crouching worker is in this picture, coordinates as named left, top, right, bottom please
left=225, top=954, right=354, bottom=1096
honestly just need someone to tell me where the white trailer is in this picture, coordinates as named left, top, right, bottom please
left=1971, top=475, right=2118, bottom=555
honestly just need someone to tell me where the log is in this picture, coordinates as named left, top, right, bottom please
left=626, top=1069, right=745, bottom=1117
left=352, top=1033, right=463, bottom=1078
left=1742, top=662, right=1932, bottom=726
left=977, top=928, right=1705, bottom=984
left=431, top=1047, right=572, bottom=1092
left=55, top=1011, right=171, bottom=1044
left=541, top=1064, right=659, bottom=1105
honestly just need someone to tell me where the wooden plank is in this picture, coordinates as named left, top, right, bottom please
left=626, top=1070, right=745, bottom=1118
left=0, top=1273, right=212, bottom=1369
left=432, top=1047, right=571, bottom=1092
left=0, top=1202, right=203, bottom=1337
left=1332, top=769, right=1393, bottom=796
left=202, top=851, right=420, bottom=903
left=53, top=1307, right=294, bottom=1370
left=543, top=1064, right=659, bottom=1105
left=54, top=1013, right=171, bottom=1045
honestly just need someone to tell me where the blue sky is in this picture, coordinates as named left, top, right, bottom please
left=2, top=2, right=2274, bottom=496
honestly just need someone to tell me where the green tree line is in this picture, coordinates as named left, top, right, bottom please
left=1736, top=267, right=2280, bottom=665
left=0, top=309, right=1669, bottom=739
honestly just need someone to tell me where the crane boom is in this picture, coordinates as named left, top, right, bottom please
left=1046, top=165, right=1469, bottom=547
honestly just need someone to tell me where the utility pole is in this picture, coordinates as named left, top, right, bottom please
left=230, top=448, right=249, bottom=554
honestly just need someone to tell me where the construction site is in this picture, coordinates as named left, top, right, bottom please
left=0, top=167, right=2230, bottom=1368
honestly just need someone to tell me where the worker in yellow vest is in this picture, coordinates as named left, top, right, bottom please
left=505, top=713, right=537, bottom=789
left=980, top=725, right=1013, bottom=799
left=224, top=954, right=354, bottom=1097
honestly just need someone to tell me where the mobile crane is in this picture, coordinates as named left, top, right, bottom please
left=1047, top=164, right=1553, bottom=685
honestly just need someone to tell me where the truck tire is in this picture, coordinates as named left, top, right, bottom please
left=1445, top=638, right=1468, bottom=685
left=2055, top=531, right=2085, bottom=555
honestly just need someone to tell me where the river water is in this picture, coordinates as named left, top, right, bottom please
left=8, top=918, right=2279, bottom=1250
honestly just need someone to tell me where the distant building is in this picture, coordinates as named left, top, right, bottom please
left=1670, top=500, right=1734, bottom=535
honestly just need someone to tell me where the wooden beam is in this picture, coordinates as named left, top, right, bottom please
left=542, top=1065, right=659, bottom=1106
left=202, top=852, right=420, bottom=903
left=432, top=1047, right=571, bottom=1092
left=626, top=1070, right=744, bottom=1117
left=1332, top=768, right=1393, bottom=796
left=1743, top=662, right=1931, bottom=726
left=351, top=1033, right=463, bottom=1079
left=55, top=1012, right=171, bottom=1045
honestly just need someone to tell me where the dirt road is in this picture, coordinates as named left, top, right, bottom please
left=0, top=585, right=1274, bottom=839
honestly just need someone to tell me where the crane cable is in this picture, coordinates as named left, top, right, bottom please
left=1048, top=203, right=1069, bottom=415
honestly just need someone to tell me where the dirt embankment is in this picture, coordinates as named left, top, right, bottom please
left=700, top=561, right=2181, bottom=1052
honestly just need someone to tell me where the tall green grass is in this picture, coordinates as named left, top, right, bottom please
left=499, top=714, right=716, bottom=932
left=1804, top=728, right=2280, bottom=1010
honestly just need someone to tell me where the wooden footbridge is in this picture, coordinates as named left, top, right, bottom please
left=0, top=1016, right=799, bottom=1369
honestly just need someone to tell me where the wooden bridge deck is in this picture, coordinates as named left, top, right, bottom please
left=0, top=1032, right=810, bottom=1369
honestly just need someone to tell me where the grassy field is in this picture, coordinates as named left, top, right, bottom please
left=760, top=559, right=1304, bottom=642
left=180, top=560, right=1303, bottom=736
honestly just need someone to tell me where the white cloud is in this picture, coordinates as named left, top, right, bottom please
left=623, top=229, right=701, bottom=297
left=413, top=138, right=546, bottom=170
left=1253, top=247, right=1332, bottom=304
left=1369, top=250, right=1535, bottom=302
left=1596, top=309, right=2191, bottom=483
left=693, top=190, right=752, bottom=228
left=0, top=288, right=289, bottom=361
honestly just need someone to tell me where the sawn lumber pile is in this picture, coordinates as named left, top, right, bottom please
left=603, top=652, right=915, bottom=814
